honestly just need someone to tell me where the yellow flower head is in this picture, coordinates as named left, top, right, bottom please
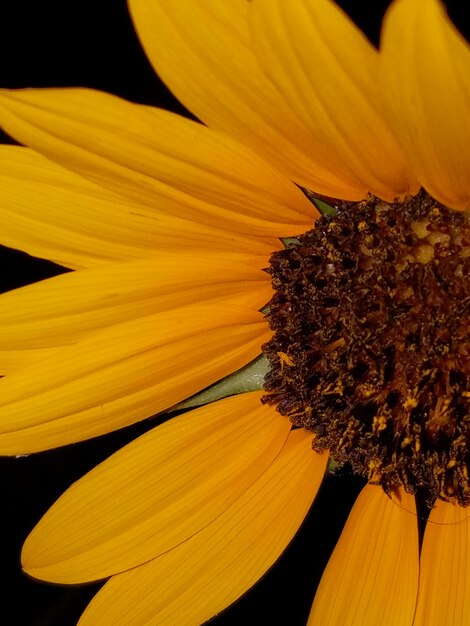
left=0, top=0, right=469, bottom=625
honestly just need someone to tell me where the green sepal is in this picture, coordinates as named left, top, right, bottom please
left=312, top=197, right=338, bottom=217
left=171, top=354, right=270, bottom=412
left=281, top=237, right=301, bottom=247
left=327, top=458, right=339, bottom=474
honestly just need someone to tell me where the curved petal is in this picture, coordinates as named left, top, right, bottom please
left=77, top=429, right=327, bottom=626
left=0, top=146, right=277, bottom=268
left=413, top=500, right=470, bottom=626
left=22, top=392, right=292, bottom=582
left=0, top=252, right=271, bottom=358
left=128, top=0, right=363, bottom=198
left=0, top=88, right=317, bottom=237
left=252, top=0, right=418, bottom=201
left=0, top=303, right=269, bottom=454
left=308, top=485, right=418, bottom=626
left=381, top=0, right=470, bottom=209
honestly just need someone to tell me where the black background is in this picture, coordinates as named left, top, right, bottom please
left=1, top=2, right=468, bottom=624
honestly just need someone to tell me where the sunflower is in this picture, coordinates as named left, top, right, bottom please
left=1, top=0, right=470, bottom=624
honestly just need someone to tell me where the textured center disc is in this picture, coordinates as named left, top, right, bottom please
left=263, top=191, right=470, bottom=505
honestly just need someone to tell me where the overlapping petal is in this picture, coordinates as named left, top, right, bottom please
left=413, top=501, right=470, bottom=625
left=128, top=0, right=365, bottom=198
left=22, top=392, right=293, bottom=583
left=308, top=485, right=419, bottom=625
left=0, top=303, right=269, bottom=453
left=76, top=429, right=327, bottom=626
left=381, top=0, right=470, bottom=209
left=252, top=0, right=418, bottom=202
left=0, top=251, right=271, bottom=372
left=0, top=146, right=277, bottom=268
left=0, top=89, right=317, bottom=238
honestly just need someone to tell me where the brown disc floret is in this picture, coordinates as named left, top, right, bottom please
left=263, top=191, right=470, bottom=505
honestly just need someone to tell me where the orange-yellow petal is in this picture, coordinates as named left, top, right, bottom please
left=252, top=0, right=418, bottom=201
left=0, top=252, right=271, bottom=360
left=0, top=146, right=276, bottom=268
left=308, top=485, right=418, bottom=626
left=77, top=429, right=327, bottom=625
left=0, top=303, right=269, bottom=454
left=0, top=347, right=67, bottom=374
left=22, top=392, right=292, bottom=583
left=128, top=0, right=362, bottom=198
left=0, top=88, right=317, bottom=237
left=413, top=500, right=470, bottom=626
left=381, top=0, right=470, bottom=209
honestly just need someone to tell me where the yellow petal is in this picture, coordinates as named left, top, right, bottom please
left=413, top=500, right=470, bottom=626
left=0, top=146, right=276, bottom=268
left=308, top=485, right=418, bottom=626
left=0, top=253, right=271, bottom=357
left=252, top=0, right=418, bottom=201
left=22, top=392, right=292, bottom=582
left=77, top=429, right=327, bottom=625
left=0, top=88, right=317, bottom=236
left=0, top=347, right=67, bottom=374
left=381, top=0, right=470, bottom=209
left=129, top=0, right=362, bottom=198
left=0, top=303, right=269, bottom=453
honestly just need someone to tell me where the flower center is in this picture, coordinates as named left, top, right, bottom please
left=263, top=191, right=470, bottom=506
